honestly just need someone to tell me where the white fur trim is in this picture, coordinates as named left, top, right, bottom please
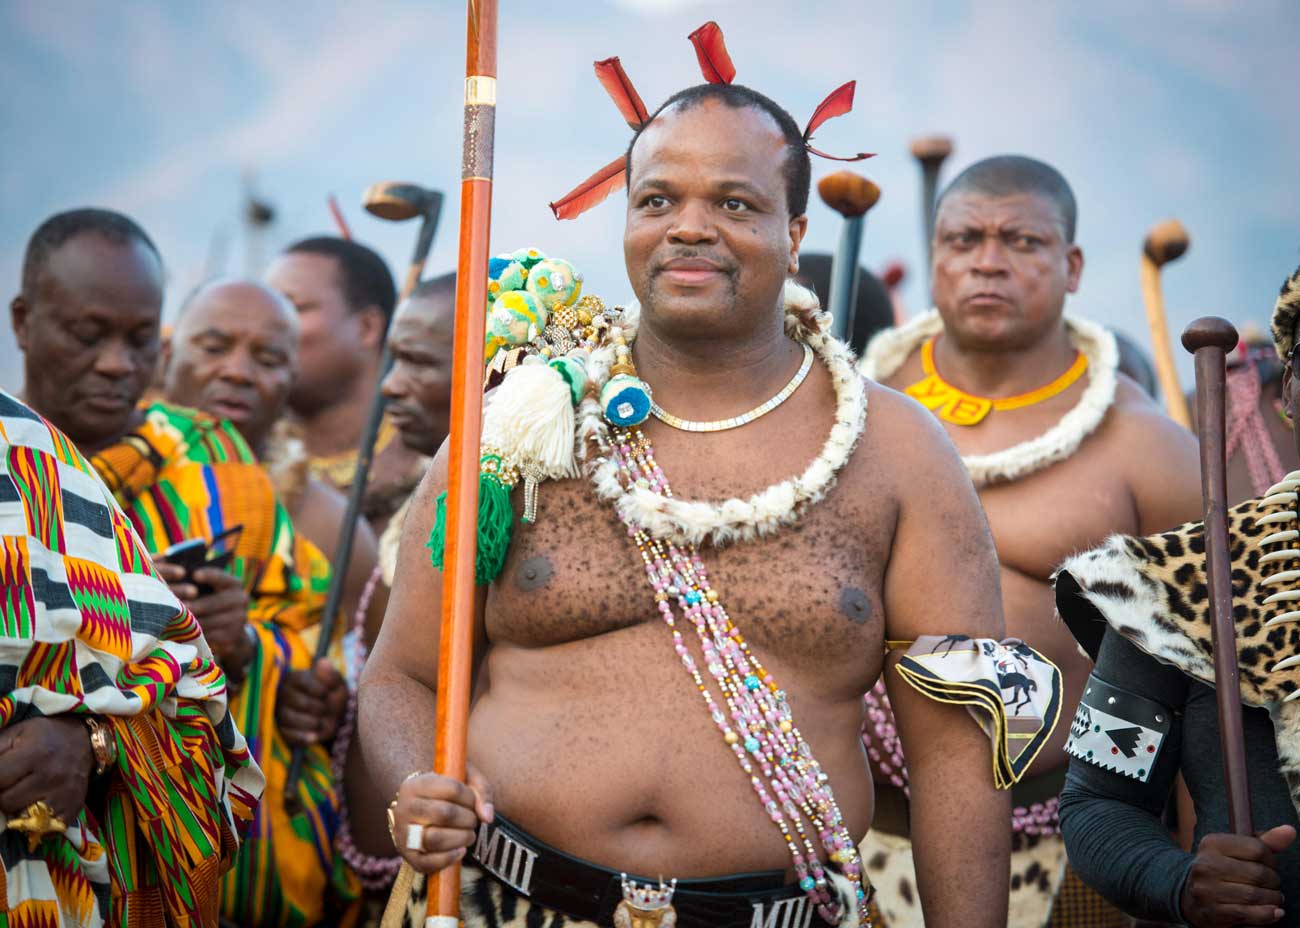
left=577, top=283, right=868, bottom=548
left=482, top=362, right=578, bottom=479
left=860, top=309, right=1119, bottom=487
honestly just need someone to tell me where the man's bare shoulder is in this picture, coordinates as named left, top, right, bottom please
left=860, top=376, right=965, bottom=462
left=1099, top=374, right=1199, bottom=461
left=852, top=377, right=970, bottom=498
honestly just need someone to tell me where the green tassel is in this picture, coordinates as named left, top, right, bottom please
left=426, top=473, right=515, bottom=585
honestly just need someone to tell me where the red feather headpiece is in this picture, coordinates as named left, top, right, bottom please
left=549, top=21, right=874, bottom=220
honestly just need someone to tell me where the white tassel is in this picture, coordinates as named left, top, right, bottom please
left=482, top=363, right=578, bottom=480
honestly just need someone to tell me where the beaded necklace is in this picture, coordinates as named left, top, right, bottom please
left=609, top=425, right=870, bottom=927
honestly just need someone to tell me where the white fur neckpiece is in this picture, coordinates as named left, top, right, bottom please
left=860, top=310, right=1119, bottom=488
left=577, top=282, right=869, bottom=549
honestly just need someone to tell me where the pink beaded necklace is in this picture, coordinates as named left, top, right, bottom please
left=610, top=426, right=870, bottom=927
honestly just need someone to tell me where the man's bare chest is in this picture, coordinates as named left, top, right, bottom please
left=979, top=455, right=1136, bottom=580
left=485, top=475, right=891, bottom=673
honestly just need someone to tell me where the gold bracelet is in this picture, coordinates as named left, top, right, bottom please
left=83, top=716, right=117, bottom=776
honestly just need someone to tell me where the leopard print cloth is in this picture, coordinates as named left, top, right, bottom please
left=1056, top=473, right=1300, bottom=820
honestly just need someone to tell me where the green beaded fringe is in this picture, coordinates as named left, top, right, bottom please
left=426, top=472, right=514, bottom=585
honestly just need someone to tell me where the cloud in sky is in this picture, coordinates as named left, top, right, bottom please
left=1, top=0, right=1296, bottom=395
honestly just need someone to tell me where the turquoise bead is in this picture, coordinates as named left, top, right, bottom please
left=744, top=737, right=761, bottom=753
left=744, top=674, right=761, bottom=691
left=799, top=877, right=816, bottom=892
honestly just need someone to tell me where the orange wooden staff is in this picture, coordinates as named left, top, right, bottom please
left=428, top=0, right=497, bottom=923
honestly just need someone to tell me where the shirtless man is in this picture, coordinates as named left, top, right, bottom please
left=860, top=155, right=1203, bottom=926
left=361, top=83, right=1029, bottom=928
left=265, top=237, right=426, bottom=538
left=375, top=272, right=455, bottom=584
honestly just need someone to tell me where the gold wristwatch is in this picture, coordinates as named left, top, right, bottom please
left=83, top=716, right=117, bottom=776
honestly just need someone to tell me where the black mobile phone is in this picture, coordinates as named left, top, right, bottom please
left=161, top=525, right=243, bottom=595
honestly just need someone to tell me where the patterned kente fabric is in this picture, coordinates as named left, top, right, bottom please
left=1055, top=472, right=1300, bottom=823
left=0, top=389, right=264, bottom=926
left=86, top=401, right=357, bottom=927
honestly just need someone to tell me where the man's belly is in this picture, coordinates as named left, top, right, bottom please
left=1001, top=566, right=1091, bottom=778
left=467, top=626, right=875, bottom=880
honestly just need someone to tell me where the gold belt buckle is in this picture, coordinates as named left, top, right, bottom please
left=613, top=874, right=677, bottom=928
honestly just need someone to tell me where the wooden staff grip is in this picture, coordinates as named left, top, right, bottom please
left=1182, top=316, right=1253, bottom=835
left=1141, top=256, right=1192, bottom=428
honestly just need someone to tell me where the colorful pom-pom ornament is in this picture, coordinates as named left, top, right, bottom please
left=487, top=290, right=548, bottom=347
left=601, top=373, right=653, bottom=427
left=526, top=258, right=584, bottom=312
left=487, top=257, right=529, bottom=303
left=548, top=354, right=588, bottom=407
left=511, top=247, right=546, bottom=269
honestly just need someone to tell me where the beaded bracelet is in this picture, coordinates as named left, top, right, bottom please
left=331, top=567, right=404, bottom=889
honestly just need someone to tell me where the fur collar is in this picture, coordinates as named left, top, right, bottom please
left=860, top=310, right=1119, bottom=487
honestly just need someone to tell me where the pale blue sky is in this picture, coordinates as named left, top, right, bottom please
left=2, top=0, right=1297, bottom=391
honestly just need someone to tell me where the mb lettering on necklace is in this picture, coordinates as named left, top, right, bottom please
left=651, top=342, right=815, bottom=433
left=905, top=336, right=1089, bottom=427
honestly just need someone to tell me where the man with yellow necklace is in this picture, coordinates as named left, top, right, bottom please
left=860, top=155, right=1204, bottom=927
left=363, top=22, right=1067, bottom=928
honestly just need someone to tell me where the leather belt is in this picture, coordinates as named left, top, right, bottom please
left=467, top=813, right=827, bottom=928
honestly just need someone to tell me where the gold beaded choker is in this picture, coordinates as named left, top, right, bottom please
left=651, top=342, right=814, bottom=433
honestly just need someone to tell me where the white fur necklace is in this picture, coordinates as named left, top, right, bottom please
left=578, top=282, right=868, bottom=548
left=860, top=310, right=1118, bottom=487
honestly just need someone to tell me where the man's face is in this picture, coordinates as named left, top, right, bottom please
left=162, top=281, right=298, bottom=451
left=623, top=100, right=807, bottom=340
left=931, top=192, right=1083, bottom=351
left=265, top=252, right=372, bottom=417
left=380, top=292, right=455, bottom=455
left=11, top=233, right=163, bottom=450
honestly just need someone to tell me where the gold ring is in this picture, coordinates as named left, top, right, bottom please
left=8, top=801, right=67, bottom=852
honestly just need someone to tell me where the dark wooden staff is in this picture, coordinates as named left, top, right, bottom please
left=1182, top=316, right=1252, bottom=834
left=909, top=134, right=952, bottom=293
left=283, top=182, right=443, bottom=811
left=428, top=0, right=498, bottom=922
left=817, top=171, right=880, bottom=346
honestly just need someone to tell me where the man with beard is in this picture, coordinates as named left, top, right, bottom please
left=266, top=237, right=427, bottom=539
left=375, top=272, right=455, bottom=584
left=9, top=210, right=357, bottom=926
left=860, top=155, right=1203, bottom=926
left=361, top=82, right=1063, bottom=928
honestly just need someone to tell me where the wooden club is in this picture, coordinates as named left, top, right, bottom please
left=817, top=171, right=881, bottom=346
left=1141, top=219, right=1192, bottom=428
left=1182, top=316, right=1252, bottom=834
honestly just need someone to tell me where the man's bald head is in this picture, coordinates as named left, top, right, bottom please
left=936, top=155, right=1077, bottom=243
left=381, top=272, right=456, bottom=455
left=163, top=278, right=300, bottom=451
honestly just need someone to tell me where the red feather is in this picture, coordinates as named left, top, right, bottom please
left=803, top=81, right=874, bottom=161
left=806, top=145, right=875, bottom=163
left=804, top=81, right=857, bottom=139
left=549, top=156, right=627, bottom=221
left=688, top=21, right=736, bottom=84
left=593, top=57, right=648, bottom=129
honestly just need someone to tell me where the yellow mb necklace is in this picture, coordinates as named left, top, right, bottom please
left=651, top=342, right=814, bottom=433
left=905, top=336, right=1089, bottom=427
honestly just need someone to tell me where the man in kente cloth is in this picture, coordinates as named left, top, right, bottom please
left=0, top=387, right=263, bottom=926
left=9, top=208, right=359, bottom=926
left=860, top=155, right=1203, bottom=926
left=363, top=28, right=1063, bottom=928
left=1055, top=265, right=1300, bottom=927
left=266, top=236, right=428, bottom=540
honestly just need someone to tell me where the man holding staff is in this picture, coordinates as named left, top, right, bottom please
left=360, top=52, right=1065, bottom=925
left=1056, top=267, right=1300, bottom=926
left=860, top=155, right=1203, bottom=925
